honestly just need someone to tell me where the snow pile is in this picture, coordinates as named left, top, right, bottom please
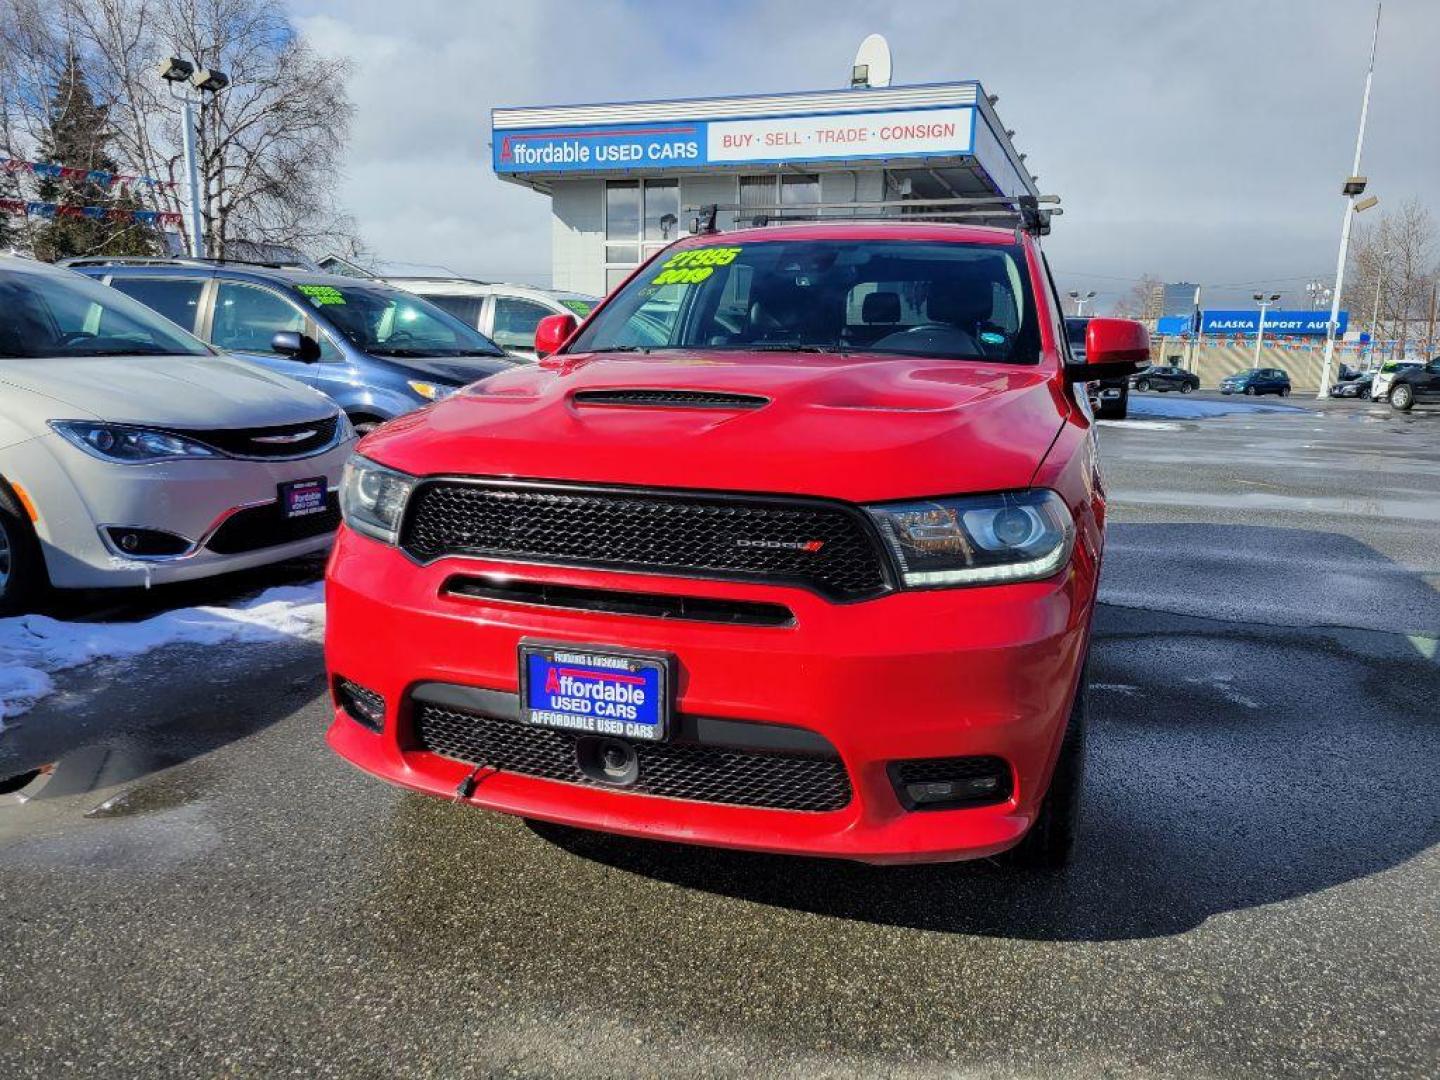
left=0, top=582, right=324, bottom=728
left=1128, top=395, right=1304, bottom=420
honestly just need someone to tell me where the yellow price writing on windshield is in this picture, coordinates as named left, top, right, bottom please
left=650, top=246, right=742, bottom=286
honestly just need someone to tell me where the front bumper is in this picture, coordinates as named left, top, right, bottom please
left=1, top=432, right=354, bottom=588
left=324, top=528, right=1096, bottom=864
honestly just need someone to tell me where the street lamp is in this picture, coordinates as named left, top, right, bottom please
left=1306, top=279, right=1333, bottom=310
left=1317, top=2, right=1384, bottom=399
left=1253, top=292, right=1281, bottom=368
left=156, top=56, right=230, bottom=258
left=1067, top=289, right=1096, bottom=316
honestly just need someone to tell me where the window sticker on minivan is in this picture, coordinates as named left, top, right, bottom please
left=650, top=246, right=743, bottom=286
left=297, top=284, right=346, bottom=305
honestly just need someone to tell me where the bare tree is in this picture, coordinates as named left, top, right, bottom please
left=1345, top=198, right=1439, bottom=358
left=0, top=0, right=359, bottom=258
left=1112, top=274, right=1164, bottom=319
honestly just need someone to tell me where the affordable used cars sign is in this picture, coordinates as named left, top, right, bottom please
left=493, top=106, right=974, bottom=174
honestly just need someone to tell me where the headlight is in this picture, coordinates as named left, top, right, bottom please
left=407, top=380, right=454, bottom=401
left=49, top=421, right=219, bottom=463
left=339, top=456, right=417, bottom=544
left=867, top=490, right=1075, bottom=588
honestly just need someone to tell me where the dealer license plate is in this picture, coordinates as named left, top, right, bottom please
left=278, top=477, right=327, bottom=520
left=519, top=643, right=671, bottom=742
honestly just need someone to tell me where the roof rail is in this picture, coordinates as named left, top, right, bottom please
left=56, top=255, right=309, bottom=270
left=686, top=194, right=1061, bottom=237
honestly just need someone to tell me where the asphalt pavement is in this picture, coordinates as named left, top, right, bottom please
left=1, top=392, right=1436, bottom=1078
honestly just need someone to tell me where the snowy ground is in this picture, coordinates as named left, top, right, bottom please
left=0, top=582, right=324, bottom=729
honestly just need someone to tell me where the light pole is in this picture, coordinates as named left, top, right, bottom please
left=1368, top=248, right=1391, bottom=368
left=156, top=58, right=230, bottom=258
left=1067, top=289, right=1096, bottom=316
left=1317, top=1, right=1383, bottom=399
left=1253, top=292, right=1280, bottom=368
left=1306, top=279, right=1333, bottom=309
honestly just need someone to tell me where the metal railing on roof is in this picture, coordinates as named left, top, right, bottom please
left=686, top=194, right=1061, bottom=237
left=57, top=255, right=309, bottom=270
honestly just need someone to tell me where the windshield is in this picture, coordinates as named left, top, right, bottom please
left=293, top=282, right=506, bottom=358
left=0, top=263, right=212, bottom=359
left=570, top=239, right=1040, bottom=364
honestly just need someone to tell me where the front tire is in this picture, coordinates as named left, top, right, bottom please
left=1135, top=379, right=1150, bottom=392
left=1005, top=668, right=1086, bottom=869
left=1391, top=384, right=1415, bottom=411
left=1180, top=382, right=1195, bottom=394
left=1244, top=386, right=1256, bottom=396
left=0, top=482, right=47, bottom=616
left=1279, top=386, right=1291, bottom=397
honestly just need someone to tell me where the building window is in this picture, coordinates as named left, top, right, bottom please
left=604, top=179, right=681, bottom=291
left=737, top=173, right=820, bottom=224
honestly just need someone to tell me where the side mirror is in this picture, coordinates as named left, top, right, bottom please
left=533, top=313, right=577, bottom=359
left=272, top=331, right=322, bottom=363
left=1065, top=317, right=1149, bottom=382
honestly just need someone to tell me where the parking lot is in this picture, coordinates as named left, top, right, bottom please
left=1, top=394, right=1437, bottom=1079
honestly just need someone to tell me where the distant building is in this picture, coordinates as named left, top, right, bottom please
left=1160, top=282, right=1199, bottom=318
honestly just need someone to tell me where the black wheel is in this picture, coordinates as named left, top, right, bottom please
left=1244, top=386, right=1256, bottom=396
left=1096, top=388, right=1128, bottom=420
left=1004, top=668, right=1086, bottom=869
left=1390, top=384, right=1415, bottom=411
left=1279, top=386, right=1291, bottom=397
left=1360, top=386, right=1372, bottom=400
left=1180, top=382, right=1195, bottom=394
left=0, top=481, right=48, bottom=616
left=347, top=413, right=386, bottom=435
left=1135, top=379, right=1150, bottom=392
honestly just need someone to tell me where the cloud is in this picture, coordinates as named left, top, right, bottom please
left=293, top=0, right=1440, bottom=309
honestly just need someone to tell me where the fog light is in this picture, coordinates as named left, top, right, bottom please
left=335, top=678, right=385, bottom=732
left=888, top=756, right=1012, bottom=811
left=103, top=526, right=191, bottom=557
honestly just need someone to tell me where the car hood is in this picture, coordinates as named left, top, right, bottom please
left=0, top=354, right=337, bottom=427
left=359, top=350, right=1067, bottom=503
left=375, top=355, right=516, bottom=385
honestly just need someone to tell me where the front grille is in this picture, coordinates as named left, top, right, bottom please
left=412, top=702, right=852, bottom=812
left=175, top=416, right=341, bottom=459
left=572, top=389, right=769, bottom=409
left=442, top=575, right=795, bottom=627
left=400, top=480, right=891, bottom=601
left=206, top=494, right=341, bottom=554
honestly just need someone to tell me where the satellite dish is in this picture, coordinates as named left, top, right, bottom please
left=852, top=34, right=893, bottom=88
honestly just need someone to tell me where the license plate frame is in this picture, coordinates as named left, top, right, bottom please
left=278, top=477, right=327, bottom=520
left=518, top=641, right=673, bottom=743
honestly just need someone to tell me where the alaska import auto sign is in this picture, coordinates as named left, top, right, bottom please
left=1200, top=310, right=1349, bottom=336
left=493, top=105, right=975, bottom=174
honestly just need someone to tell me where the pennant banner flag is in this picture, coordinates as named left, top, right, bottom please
left=0, top=156, right=175, bottom=192
left=0, top=197, right=181, bottom=228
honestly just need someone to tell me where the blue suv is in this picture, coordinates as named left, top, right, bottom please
left=1219, top=367, right=1291, bottom=397
left=67, top=259, right=516, bottom=431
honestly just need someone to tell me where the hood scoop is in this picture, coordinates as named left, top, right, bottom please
left=571, top=388, right=769, bottom=410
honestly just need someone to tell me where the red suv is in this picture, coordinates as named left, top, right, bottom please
left=325, top=221, right=1147, bottom=866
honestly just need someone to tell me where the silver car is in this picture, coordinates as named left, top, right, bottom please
left=0, top=256, right=354, bottom=613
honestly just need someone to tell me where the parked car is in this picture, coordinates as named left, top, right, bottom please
left=324, top=220, right=1151, bottom=869
left=1369, top=361, right=1423, bottom=403
left=0, top=256, right=354, bottom=613
left=1130, top=363, right=1200, bottom=393
left=1329, top=372, right=1374, bottom=399
left=1387, top=356, right=1440, bottom=411
left=382, top=278, right=599, bottom=359
left=66, top=259, right=517, bottom=432
left=1219, top=368, right=1291, bottom=396
left=1065, top=316, right=1127, bottom=418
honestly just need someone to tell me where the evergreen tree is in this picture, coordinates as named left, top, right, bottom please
left=31, top=52, right=159, bottom=262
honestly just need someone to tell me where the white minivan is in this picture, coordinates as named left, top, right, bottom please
left=382, top=278, right=597, bottom=358
left=0, top=256, right=354, bottom=613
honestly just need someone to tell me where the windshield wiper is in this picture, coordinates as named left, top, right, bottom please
left=587, top=345, right=653, bottom=354
left=715, top=343, right=849, bottom=354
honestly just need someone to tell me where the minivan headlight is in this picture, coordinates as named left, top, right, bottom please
left=867, top=489, right=1075, bottom=588
left=339, top=456, right=417, bottom=544
left=50, top=421, right=219, bottom=463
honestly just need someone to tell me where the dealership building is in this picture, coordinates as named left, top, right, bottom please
left=491, top=81, right=1042, bottom=297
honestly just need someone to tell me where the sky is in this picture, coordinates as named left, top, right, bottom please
left=291, top=0, right=1439, bottom=313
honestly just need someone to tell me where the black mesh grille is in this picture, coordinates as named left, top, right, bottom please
left=175, top=416, right=340, bottom=459
left=400, top=481, right=890, bottom=600
left=206, top=495, right=340, bottom=554
left=572, top=389, right=769, bottom=409
left=412, top=703, right=852, bottom=812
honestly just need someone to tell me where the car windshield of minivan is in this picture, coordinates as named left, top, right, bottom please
left=570, top=239, right=1041, bottom=364
left=0, top=268, right=211, bottom=359
left=295, top=283, right=506, bottom=358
